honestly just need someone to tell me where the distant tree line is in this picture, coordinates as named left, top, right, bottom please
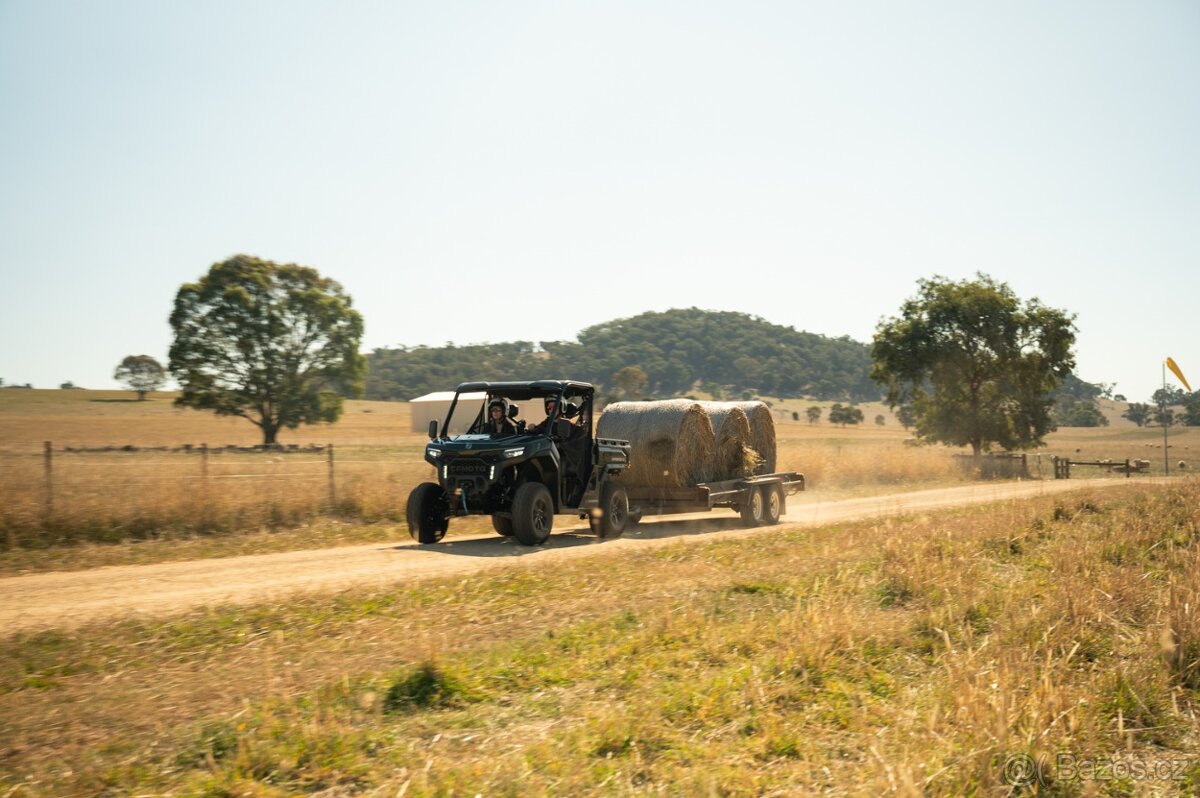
left=1128, top=386, right=1200, bottom=427
left=366, top=308, right=881, bottom=401
left=1050, top=374, right=1110, bottom=427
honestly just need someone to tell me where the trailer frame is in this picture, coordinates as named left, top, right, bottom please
left=621, top=471, right=805, bottom=526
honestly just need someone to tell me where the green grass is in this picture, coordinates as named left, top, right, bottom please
left=3, top=482, right=1200, bottom=795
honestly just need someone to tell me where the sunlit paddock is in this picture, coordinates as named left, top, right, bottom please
left=1, top=389, right=1195, bottom=558
left=0, top=389, right=416, bottom=451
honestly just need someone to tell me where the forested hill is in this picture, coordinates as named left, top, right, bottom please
left=366, top=308, right=880, bottom=401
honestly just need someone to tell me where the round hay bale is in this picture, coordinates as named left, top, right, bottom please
left=733, top=401, right=776, bottom=474
left=697, top=402, right=762, bottom=480
left=596, top=400, right=715, bottom=487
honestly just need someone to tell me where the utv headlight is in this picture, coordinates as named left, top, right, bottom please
left=426, top=447, right=442, bottom=459
left=504, top=447, right=525, bottom=459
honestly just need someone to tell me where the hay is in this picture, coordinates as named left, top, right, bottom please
left=697, top=402, right=761, bottom=479
left=597, top=399, right=779, bottom=487
left=734, top=401, right=776, bottom=474
left=596, top=400, right=715, bottom=487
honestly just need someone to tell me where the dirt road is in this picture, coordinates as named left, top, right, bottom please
left=0, top=479, right=1148, bottom=632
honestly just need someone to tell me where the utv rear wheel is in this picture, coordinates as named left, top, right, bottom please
left=512, top=482, right=553, bottom=546
left=591, top=482, right=628, bottom=539
left=406, top=482, right=449, bottom=544
left=491, top=514, right=514, bottom=537
left=739, top=485, right=765, bottom=527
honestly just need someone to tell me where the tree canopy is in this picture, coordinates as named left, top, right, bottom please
left=1122, top=402, right=1151, bottom=427
left=611, top=366, right=649, bottom=400
left=1183, top=396, right=1200, bottom=427
left=871, top=274, right=1076, bottom=454
left=1053, top=397, right=1109, bottom=427
left=168, top=255, right=365, bottom=444
left=366, top=308, right=879, bottom=401
left=828, top=403, right=864, bottom=427
left=114, top=355, right=166, bottom=400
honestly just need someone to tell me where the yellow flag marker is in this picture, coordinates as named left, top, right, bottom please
left=1166, top=357, right=1192, bottom=392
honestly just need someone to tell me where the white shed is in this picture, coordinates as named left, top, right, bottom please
left=410, top=391, right=485, bottom=435
left=410, top=391, right=546, bottom=434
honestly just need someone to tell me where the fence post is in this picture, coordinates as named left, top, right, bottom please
left=327, top=443, right=336, bottom=508
left=43, top=440, right=53, bottom=519
left=1125, top=458, right=1131, bottom=479
left=201, top=442, right=209, bottom=480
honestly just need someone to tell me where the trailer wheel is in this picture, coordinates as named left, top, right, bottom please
left=739, top=485, right=765, bottom=527
left=491, top=515, right=513, bottom=537
left=512, top=482, right=553, bottom=546
left=590, top=483, right=629, bottom=539
left=407, top=482, right=450, bottom=544
left=763, top=484, right=784, bottom=525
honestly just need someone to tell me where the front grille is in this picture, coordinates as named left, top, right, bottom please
left=448, top=460, right=488, bottom=476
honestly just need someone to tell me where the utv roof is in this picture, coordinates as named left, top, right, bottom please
left=453, top=380, right=594, bottom=400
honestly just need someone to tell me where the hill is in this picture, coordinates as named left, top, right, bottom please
left=366, top=308, right=880, bottom=401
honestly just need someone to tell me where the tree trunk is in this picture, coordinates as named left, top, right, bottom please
left=262, top=422, right=279, bottom=445
left=137, top=390, right=146, bottom=401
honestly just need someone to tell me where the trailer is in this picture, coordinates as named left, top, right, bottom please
left=620, top=471, right=805, bottom=528
left=407, top=380, right=805, bottom=546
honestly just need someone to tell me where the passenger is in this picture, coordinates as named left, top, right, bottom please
left=527, top=397, right=571, bottom=436
left=484, top=398, right=517, bottom=436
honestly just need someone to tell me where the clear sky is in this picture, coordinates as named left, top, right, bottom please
left=1, top=1, right=1197, bottom=401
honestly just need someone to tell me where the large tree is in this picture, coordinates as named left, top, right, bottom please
left=169, top=255, right=365, bottom=444
left=114, top=354, right=166, bottom=400
left=611, top=365, right=649, bottom=399
left=828, top=403, right=864, bottom=427
left=871, top=274, right=1076, bottom=455
left=1122, top=402, right=1151, bottom=427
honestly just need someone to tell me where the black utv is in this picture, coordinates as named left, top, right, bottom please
left=406, top=380, right=632, bottom=546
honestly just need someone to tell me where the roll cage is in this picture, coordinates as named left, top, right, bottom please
left=436, top=380, right=595, bottom=440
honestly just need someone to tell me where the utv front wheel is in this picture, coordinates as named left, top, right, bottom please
left=512, top=482, right=553, bottom=546
left=406, top=482, right=449, bottom=544
left=491, top=514, right=514, bottom=537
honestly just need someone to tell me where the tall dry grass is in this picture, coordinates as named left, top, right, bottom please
left=0, top=438, right=971, bottom=551
left=4, top=482, right=1200, bottom=795
left=780, top=438, right=963, bottom=486
left=5, top=389, right=1191, bottom=552
left=0, top=449, right=434, bottom=549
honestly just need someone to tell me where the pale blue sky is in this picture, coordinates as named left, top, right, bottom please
left=1, top=1, right=1197, bottom=401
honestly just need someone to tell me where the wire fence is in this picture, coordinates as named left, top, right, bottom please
left=0, top=442, right=435, bottom=548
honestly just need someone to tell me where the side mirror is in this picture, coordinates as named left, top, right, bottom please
left=508, top=404, right=519, bottom=419
left=554, top=419, right=571, bottom=439
left=428, top=420, right=438, bottom=440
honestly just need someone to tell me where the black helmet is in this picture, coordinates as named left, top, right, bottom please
left=488, top=397, right=507, bottom=414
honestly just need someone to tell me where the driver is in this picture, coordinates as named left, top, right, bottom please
left=484, top=398, right=517, bottom=436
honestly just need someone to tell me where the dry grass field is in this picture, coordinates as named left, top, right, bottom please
left=2, top=389, right=1196, bottom=569
left=5, top=390, right=1200, bottom=794
left=2, top=481, right=1199, bottom=795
